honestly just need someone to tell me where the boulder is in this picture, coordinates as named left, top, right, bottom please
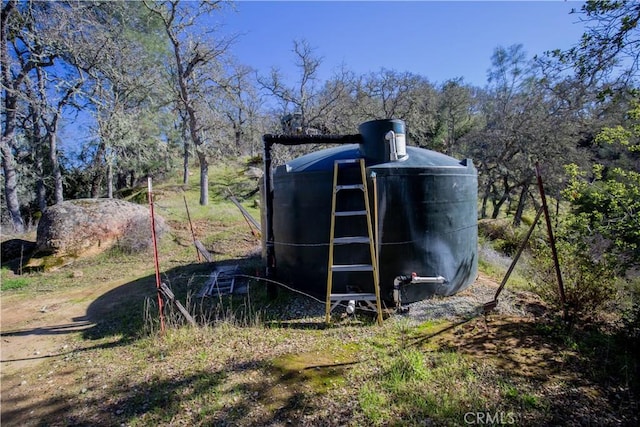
left=35, top=198, right=167, bottom=261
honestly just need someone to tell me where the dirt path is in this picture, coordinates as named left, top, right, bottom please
left=0, top=277, right=137, bottom=374
left=1, top=275, right=156, bottom=426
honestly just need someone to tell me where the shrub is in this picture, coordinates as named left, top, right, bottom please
left=527, top=161, right=638, bottom=319
left=478, top=219, right=530, bottom=256
left=209, top=163, right=258, bottom=201
left=528, top=237, right=617, bottom=318
left=621, top=277, right=640, bottom=341
left=563, top=165, right=640, bottom=273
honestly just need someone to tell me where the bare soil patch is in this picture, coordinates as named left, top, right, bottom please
left=1, top=273, right=153, bottom=425
left=1, top=277, right=133, bottom=371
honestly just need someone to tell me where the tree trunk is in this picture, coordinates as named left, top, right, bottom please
left=90, top=174, right=103, bottom=198
left=36, top=157, right=47, bottom=213
left=480, top=179, right=492, bottom=219
left=31, top=107, right=47, bottom=213
left=481, top=194, right=489, bottom=219
left=197, top=150, right=208, bottom=206
left=42, top=65, right=75, bottom=206
left=1, top=137, right=25, bottom=233
left=183, top=139, right=189, bottom=185
left=1, top=1, right=24, bottom=232
left=117, top=172, right=127, bottom=190
left=555, top=195, right=560, bottom=229
left=235, top=130, right=242, bottom=154
left=188, top=120, right=207, bottom=205
left=512, top=182, right=530, bottom=227
left=0, top=90, right=24, bottom=231
left=107, top=161, right=113, bottom=199
left=90, top=141, right=106, bottom=198
left=490, top=176, right=512, bottom=219
left=491, top=193, right=509, bottom=219
left=48, top=130, right=64, bottom=204
left=184, top=96, right=207, bottom=205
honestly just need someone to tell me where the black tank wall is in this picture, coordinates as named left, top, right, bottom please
left=271, top=162, right=478, bottom=303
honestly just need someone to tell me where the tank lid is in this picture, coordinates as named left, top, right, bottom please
left=275, top=144, right=472, bottom=175
left=276, top=144, right=362, bottom=173
left=370, top=146, right=465, bottom=168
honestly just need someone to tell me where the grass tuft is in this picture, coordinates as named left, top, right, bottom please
left=0, top=267, right=30, bottom=290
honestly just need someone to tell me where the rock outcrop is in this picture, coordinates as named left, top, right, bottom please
left=35, top=198, right=167, bottom=262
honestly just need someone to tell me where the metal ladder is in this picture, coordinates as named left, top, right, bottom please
left=325, top=158, right=383, bottom=325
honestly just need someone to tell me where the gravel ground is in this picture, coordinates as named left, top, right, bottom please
left=394, top=275, right=541, bottom=325
left=263, top=274, right=545, bottom=326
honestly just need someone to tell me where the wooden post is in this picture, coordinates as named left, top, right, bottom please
left=535, top=163, right=568, bottom=320
left=484, top=206, right=544, bottom=313
left=183, top=194, right=201, bottom=262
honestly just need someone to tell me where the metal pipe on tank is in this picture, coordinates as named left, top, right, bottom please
left=409, top=274, right=447, bottom=284
left=261, top=133, right=363, bottom=288
left=346, top=300, right=356, bottom=314
left=385, top=131, right=398, bottom=161
left=262, top=138, right=277, bottom=298
left=393, top=274, right=448, bottom=310
left=385, top=131, right=407, bottom=161
left=263, top=134, right=362, bottom=146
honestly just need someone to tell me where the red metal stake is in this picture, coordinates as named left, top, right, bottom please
left=148, top=178, right=165, bottom=333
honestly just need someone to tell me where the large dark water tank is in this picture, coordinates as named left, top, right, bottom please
left=267, top=119, right=477, bottom=304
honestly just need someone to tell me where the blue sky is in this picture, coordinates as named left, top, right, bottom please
left=62, top=1, right=589, bottom=157
left=219, top=0, right=587, bottom=87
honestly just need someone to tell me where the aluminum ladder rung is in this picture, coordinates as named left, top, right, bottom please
left=334, top=210, right=367, bottom=217
left=329, top=293, right=377, bottom=300
left=335, top=184, right=364, bottom=191
left=333, top=236, right=370, bottom=244
left=331, top=264, right=373, bottom=272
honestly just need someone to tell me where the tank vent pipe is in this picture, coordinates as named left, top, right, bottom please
left=386, top=131, right=398, bottom=161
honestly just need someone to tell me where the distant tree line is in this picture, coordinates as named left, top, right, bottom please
left=2, top=0, right=639, bottom=280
